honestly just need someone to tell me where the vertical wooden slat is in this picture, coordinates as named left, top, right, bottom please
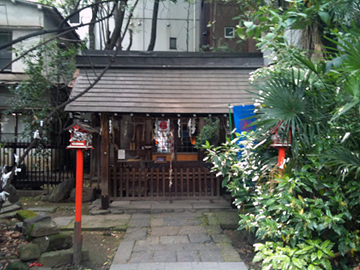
left=150, top=168, right=154, bottom=198
left=162, top=168, right=166, bottom=197
left=174, top=168, right=178, bottom=197
left=119, top=168, right=123, bottom=198
left=210, top=172, right=214, bottom=197
left=180, top=169, right=184, bottom=198
left=192, top=168, right=196, bottom=197
left=144, top=169, right=148, bottom=198
left=186, top=168, right=190, bottom=197
left=101, top=114, right=110, bottom=209
left=156, top=169, right=160, bottom=198
left=138, top=168, right=142, bottom=197
left=198, top=168, right=202, bottom=198
left=204, top=169, right=208, bottom=197
left=216, top=175, right=220, bottom=197
left=125, top=168, right=129, bottom=198
left=132, top=169, right=136, bottom=198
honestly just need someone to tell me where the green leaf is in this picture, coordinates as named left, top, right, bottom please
left=317, top=249, right=323, bottom=259
left=318, top=11, right=330, bottom=25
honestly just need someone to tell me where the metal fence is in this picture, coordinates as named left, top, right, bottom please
left=0, top=142, right=75, bottom=189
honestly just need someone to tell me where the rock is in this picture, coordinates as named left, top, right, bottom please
left=18, top=243, right=41, bottom=261
left=32, top=234, right=73, bottom=253
left=16, top=210, right=37, bottom=221
left=47, top=233, right=72, bottom=251
left=23, top=215, right=59, bottom=238
left=48, top=178, right=75, bottom=203
left=90, top=209, right=110, bottom=215
left=4, top=262, right=28, bottom=270
left=40, top=195, right=49, bottom=202
left=4, top=185, right=19, bottom=204
left=69, top=187, right=95, bottom=203
left=39, top=249, right=72, bottom=267
left=32, top=237, right=50, bottom=253
left=0, top=202, right=22, bottom=215
left=39, top=248, right=88, bottom=267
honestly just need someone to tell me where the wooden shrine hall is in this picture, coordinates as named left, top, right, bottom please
left=65, top=51, right=263, bottom=209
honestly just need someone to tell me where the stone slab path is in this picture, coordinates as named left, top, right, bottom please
left=110, top=210, right=248, bottom=270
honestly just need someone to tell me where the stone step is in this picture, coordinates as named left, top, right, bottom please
left=110, top=262, right=248, bottom=270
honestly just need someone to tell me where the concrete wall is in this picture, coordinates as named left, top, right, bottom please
left=0, top=0, right=56, bottom=73
left=77, top=0, right=201, bottom=52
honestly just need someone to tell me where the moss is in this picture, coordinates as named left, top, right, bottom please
left=5, top=262, right=28, bottom=270
left=15, top=210, right=37, bottom=221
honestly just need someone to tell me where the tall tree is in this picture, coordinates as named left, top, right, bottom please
left=147, top=0, right=160, bottom=51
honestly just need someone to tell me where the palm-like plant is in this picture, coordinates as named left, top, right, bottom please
left=251, top=66, right=334, bottom=155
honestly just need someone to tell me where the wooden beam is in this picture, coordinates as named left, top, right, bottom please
left=101, top=113, right=110, bottom=209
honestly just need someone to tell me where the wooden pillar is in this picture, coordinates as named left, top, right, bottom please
left=198, top=117, right=206, bottom=161
left=101, top=114, right=110, bottom=209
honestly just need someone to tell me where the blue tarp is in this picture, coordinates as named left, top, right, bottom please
left=232, top=105, right=256, bottom=136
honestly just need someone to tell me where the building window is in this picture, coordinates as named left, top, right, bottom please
left=224, top=27, right=235, bottom=39
left=69, top=9, right=80, bottom=24
left=170, top=37, right=177, bottom=50
left=0, top=32, right=12, bottom=71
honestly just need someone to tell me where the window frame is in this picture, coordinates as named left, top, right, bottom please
left=224, top=27, right=235, bottom=39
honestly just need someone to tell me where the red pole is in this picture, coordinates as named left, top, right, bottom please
left=278, top=147, right=286, bottom=172
left=74, top=148, right=83, bottom=265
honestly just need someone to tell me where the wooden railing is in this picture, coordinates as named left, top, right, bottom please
left=109, top=166, right=221, bottom=200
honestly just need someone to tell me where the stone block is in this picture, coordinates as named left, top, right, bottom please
left=133, top=244, right=165, bottom=252
left=129, top=217, right=150, bottom=228
left=23, top=215, right=59, bottom=238
left=18, top=243, right=41, bottom=261
left=151, top=227, right=179, bottom=236
left=39, top=249, right=72, bottom=267
left=129, top=251, right=153, bottom=263
left=199, top=249, right=225, bottom=262
left=15, top=210, right=37, bottom=221
left=164, top=243, right=184, bottom=252
left=216, top=243, right=242, bottom=262
left=204, top=225, right=223, bottom=235
left=153, top=250, right=176, bottom=262
left=124, top=228, right=147, bottom=241
left=39, top=248, right=89, bottom=267
left=112, top=240, right=134, bottom=264
left=160, top=236, right=189, bottom=244
left=150, top=218, right=164, bottom=227
left=178, top=226, right=206, bottom=235
left=211, top=234, right=232, bottom=243
left=136, top=237, right=160, bottom=245
left=188, top=233, right=212, bottom=244
left=176, top=250, right=200, bottom=262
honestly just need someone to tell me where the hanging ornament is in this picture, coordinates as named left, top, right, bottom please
left=169, top=130, right=175, bottom=188
left=177, top=119, right=181, bottom=138
left=191, top=118, right=196, bottom=134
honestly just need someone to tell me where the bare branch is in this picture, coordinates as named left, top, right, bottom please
left=0, top=1, right=116, bottom=51
left=5, top=44, right=121, bottom=190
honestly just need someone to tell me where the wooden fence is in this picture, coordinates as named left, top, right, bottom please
left=109, top=166, right=221, bottom=200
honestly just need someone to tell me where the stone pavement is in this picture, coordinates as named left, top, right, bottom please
left=50, top=198, right=248, bottom=270
left=107, top=199, right=248, bottom=270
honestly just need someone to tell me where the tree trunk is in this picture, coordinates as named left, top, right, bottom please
left=147, top=0, right=160, bottom=51
left=105, top=0, right=128, bottom=50
left=89, top=0, right=101, bottom=50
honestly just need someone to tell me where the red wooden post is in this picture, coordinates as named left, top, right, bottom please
left=65, top=121, right=98, bottom=266
left=278, top=147, right=286, bottom=172
left=73, top=148, right=83, bottom=265
left=270, top=121, right=291, bottom=172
